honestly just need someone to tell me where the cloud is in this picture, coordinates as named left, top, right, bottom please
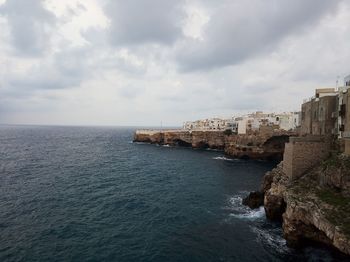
left=0, top=0, right=56, bottom=56
left=176, top=0, right=342, bottom=71
left=104, top=0, right=185, bottom=46
left=0, top=0, right=350, bottom=126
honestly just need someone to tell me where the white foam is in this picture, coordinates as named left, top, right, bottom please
left=250, top=226, right=289, bottom=253
left=230, top=206, right=265, bottom=220
left=225, top=195, right=265, bottom=221
left=205, top=148, right=221, bottom=152
left=212, top=156, right=238, bottom=161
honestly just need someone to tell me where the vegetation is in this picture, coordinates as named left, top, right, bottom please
left=321, top=153, right=350, bottom=172
left=316, top=189, right=349, bottom=207
left=316, top=189, right=350, bottom=237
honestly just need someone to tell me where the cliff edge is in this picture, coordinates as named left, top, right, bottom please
left=246, top=155, right=350, bottom=255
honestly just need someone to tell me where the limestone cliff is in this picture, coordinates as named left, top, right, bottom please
left=253, top=155, right=350, bottom=256
left=134, top=129, right=294, bottom=160
left=224, top=133, right=291, bottom=160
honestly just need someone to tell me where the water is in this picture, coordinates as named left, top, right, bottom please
left=0, top=126, right=347, bottom=261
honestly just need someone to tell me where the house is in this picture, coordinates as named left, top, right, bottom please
left=338, top=76, right=350, bottom=155
left=300, top=88, right=338, bottom=136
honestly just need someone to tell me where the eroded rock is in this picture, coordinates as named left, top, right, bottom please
left=242, top=191, right=264, bottom=209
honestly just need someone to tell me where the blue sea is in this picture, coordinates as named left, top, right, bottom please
left=0, top=126, right=347, bottom=261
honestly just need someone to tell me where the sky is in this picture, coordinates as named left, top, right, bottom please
left=0, top=0, right=349, bottom=126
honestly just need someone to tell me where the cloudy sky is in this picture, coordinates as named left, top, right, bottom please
left=0, top=0, right=349, bottom=126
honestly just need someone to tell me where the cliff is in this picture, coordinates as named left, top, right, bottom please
left=134, top=129, right=294, bottom=160
left=246, top=155, right=350, bottom=255
left=134, top=130, right=225, bottom=149
left=224, top=132, right=291, bottom=160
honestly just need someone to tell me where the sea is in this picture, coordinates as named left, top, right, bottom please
left=0, top=125, right=347, bottom=262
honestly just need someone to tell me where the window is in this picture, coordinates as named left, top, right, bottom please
left=340, top=104, right=346, bottom=117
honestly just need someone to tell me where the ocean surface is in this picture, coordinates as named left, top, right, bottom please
left=0, top=125, right=347, bottom=262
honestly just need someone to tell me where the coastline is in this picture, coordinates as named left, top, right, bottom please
left=133, top=129, right=296, bottom=161
left=134, top=129, right=350, bottom=257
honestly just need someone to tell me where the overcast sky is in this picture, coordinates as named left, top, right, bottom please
left=0, top=0, right=349, bottom=126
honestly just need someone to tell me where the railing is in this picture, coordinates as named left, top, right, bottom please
left=303, top=96, right=316, bottom=104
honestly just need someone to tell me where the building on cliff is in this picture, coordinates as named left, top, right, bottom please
left=183, top=112, right=300, bottom=134
left=291, top=76, right=350, bottom=177
left=300, top=88, right=338, bottom=136
left=338, top=77, right=350, bottom=155
left=183, top=118, right=229, bottom=131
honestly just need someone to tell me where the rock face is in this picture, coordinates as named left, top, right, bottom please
left=260, top=156, right=350, bottom=256
left=319, top=154, right=350, bottom=194
left=225, top=133, right=291, bottom=160
left=263, top=163, right=288, bottom=221
left=242, top=191, right=264, bottom=209
left=134, top=129, right=294, bottom=160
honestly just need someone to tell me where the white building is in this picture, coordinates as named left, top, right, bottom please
left=275, top=112, right=300, bottom=131
left=183, top=111, right=300, bottom=133
left=236, top=117, right=247, bottom=134
left=183, top=117, right=231, bottom=131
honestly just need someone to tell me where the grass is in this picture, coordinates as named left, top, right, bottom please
left=316, top=189, right=350, bottom=237
left=322, top=154, right=350, bottom=171
left=316, top=190, right=349, bottom=208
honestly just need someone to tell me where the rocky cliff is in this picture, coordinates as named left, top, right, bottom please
left=134, top=129, right=294, bottom=160
left=224, top=132, right=291, bottom=160
left=245, top=155, right=350, bottom=255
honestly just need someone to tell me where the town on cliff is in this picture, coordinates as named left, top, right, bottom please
left=134, top=74, right=350, bottom=256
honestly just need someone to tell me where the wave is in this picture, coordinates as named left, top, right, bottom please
left=205, top=148, right=221, bottom=152
left=212, top=156, right=238, bottom=161
left=224, top=195, right=265, bottom=221
left=250, top=226, right=289, bottom=253
left=226, top=194, right=289, bottom=254
left=230, top=206, right=265, bottom=219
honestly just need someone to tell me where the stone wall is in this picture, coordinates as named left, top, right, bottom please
left=283, top=136, right=331, bottom=180
left=346, top=139, right=350, bottom=155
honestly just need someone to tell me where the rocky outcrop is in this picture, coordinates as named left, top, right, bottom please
left=134, top=129, right=295, bottom=160
left=282, top=168, right=350, bottom=255
left=224, top=133, right=291, bottom=160
left=260, top=156, right=350, bottom=255
left=263, top=163, right=288, bottom=221
left=318, top=154, right=350, bottom=195
left=242, top=191, right=264, bottom=209
left=242, top=163, right=287, bottom=218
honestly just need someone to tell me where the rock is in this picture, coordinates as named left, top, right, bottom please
left=134, top=129, right=295, bottom=160
left=242, top=191, right=264, bottom=209
left=262, top=155, right=350, bottom=256
left=264, top=192, right=286, bottom=221
left=261, top=170, right=275, bottom=193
